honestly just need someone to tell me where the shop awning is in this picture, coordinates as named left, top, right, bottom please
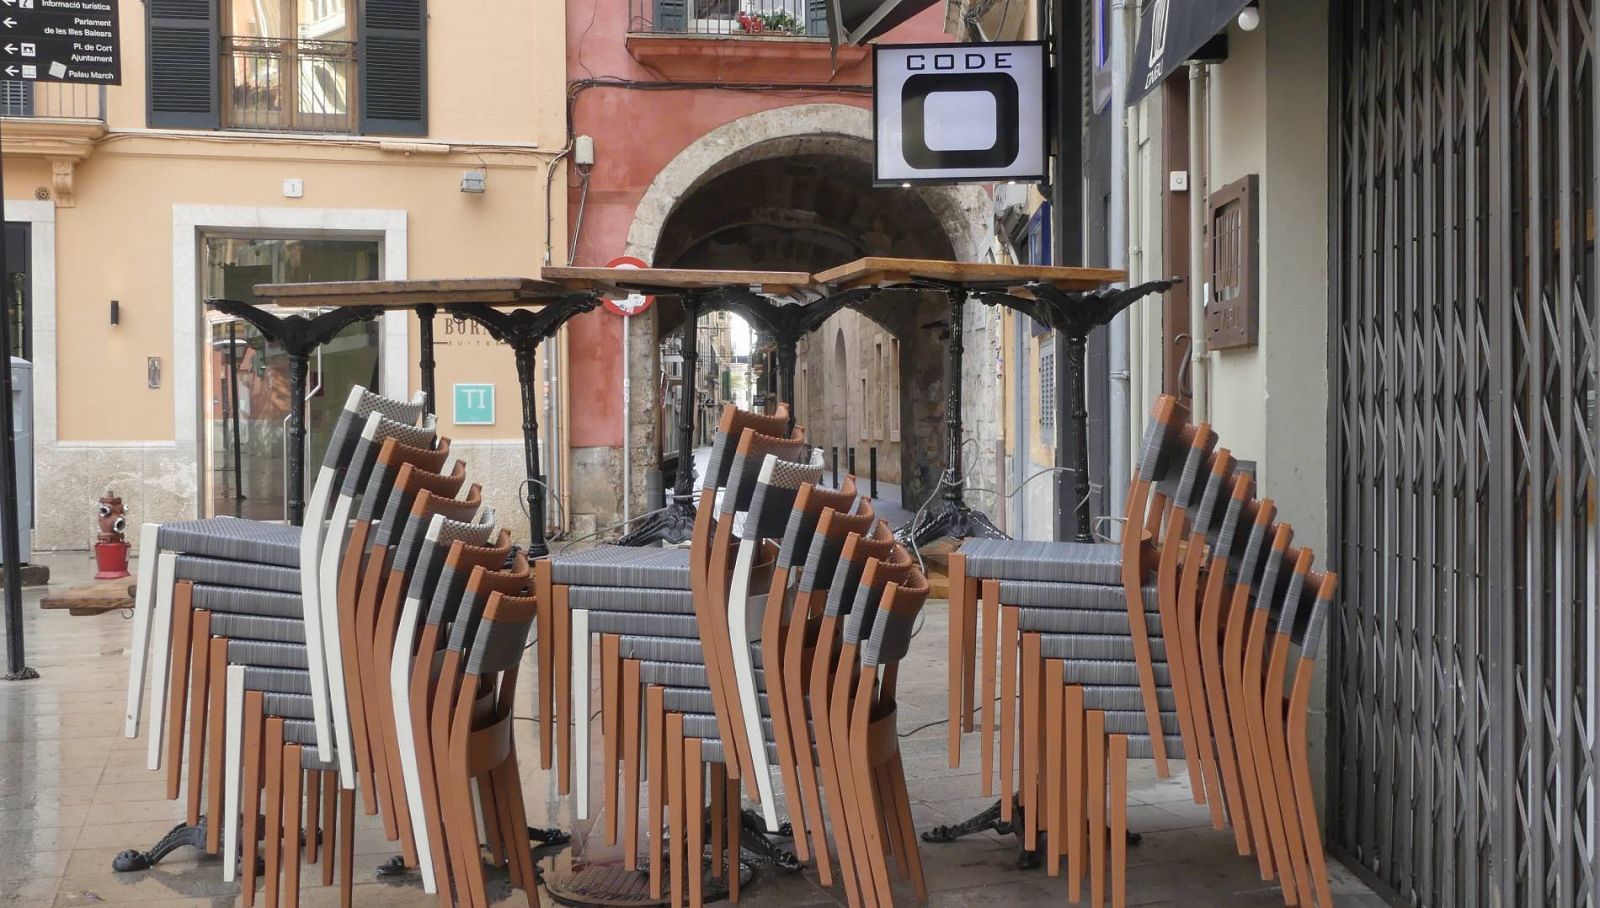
left=826, top=0, right=937, bottom=46
left=1126, top=0, right=1246, bottom=105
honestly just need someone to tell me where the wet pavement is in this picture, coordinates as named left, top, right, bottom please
left=0, top=551, right=1388, bottom=906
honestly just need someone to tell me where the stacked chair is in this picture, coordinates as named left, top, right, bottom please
left=543, top=403, right=933, bottom=907
left=122, top=385, right=545, bottom=908
left=946, top=393, right=1337, bottom=908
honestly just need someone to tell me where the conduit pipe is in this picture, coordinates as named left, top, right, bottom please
left=1107, top=0, right=1132, bottom=533
left=1187, top=61, right=1211, bottom=422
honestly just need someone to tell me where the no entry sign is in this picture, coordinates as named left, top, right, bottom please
left=602, top=256, right=655, bottom=318
left=0, top=0, right=121, bottom=85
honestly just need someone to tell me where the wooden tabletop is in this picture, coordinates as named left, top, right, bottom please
left=256, top=277, right=582, bottom=308
left=813, top=257, right=1126, bottom=292
left=541, top=266, right=815, bottom=297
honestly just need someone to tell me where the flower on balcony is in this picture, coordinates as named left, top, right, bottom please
left=736, top=8, right=804, bottom=34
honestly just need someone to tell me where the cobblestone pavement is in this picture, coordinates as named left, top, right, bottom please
left=0, top=552, right=1388, bottom=906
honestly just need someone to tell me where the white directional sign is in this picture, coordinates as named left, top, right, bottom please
left=0, top=0, right=120, bottom=85
left=873, top=42, right=1046, bottom=186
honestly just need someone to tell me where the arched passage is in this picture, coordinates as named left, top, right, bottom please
left=629, top=105, right=986, bottom=507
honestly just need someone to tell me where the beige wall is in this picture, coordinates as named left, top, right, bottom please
left=6, top=0, right=569, bottom=548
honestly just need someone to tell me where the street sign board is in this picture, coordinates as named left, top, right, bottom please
left=872, top=42, right=1046, bottom=186
left=0, top=0, right=121, bottom=85
left=453, top=383, right=496, bottom=426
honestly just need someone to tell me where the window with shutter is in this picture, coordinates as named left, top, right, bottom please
left=148, top=0, right=220, bottom=128
left=806, top=0, right=827, bottom=37
left=0, top=82, right=32, bottom=117
left=359, top=0, right=427, bottom=136
left=654, top=0, right=688, bottom=33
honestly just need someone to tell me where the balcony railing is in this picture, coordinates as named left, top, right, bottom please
left=629, top=0, right=825, bottom=37
left=0, top=81, right=105, bottom=121
left=222, top=37, right=355, bottom=134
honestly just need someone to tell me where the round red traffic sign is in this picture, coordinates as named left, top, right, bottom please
left=602, top=256, right=655, bottom=317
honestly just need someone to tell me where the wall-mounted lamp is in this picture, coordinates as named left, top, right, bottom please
left=109, top=300, right=119, bottom=326
left=1238, top=2, right=1260, bottom=31
left=461, top=170, right=487, bottom=193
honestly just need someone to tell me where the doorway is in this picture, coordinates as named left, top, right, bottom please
left=3, top=222, right=29, bottom=361
left=201, top=234, right=380, bottom=520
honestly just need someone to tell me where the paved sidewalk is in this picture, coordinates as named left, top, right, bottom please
left=0, top=552, right=1387, bottom=906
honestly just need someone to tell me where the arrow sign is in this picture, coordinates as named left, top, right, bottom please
left=4, top=66, right=14, bottom=76
left=0, top=0, right=121, bottom=84
left=2, top=18, right=15, bottom=28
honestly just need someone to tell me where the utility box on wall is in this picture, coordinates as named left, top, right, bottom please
left=1207, top=174, right=1260, bottom=350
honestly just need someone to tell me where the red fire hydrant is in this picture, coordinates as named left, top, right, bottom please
left=95, top=493, right=130, bottom=580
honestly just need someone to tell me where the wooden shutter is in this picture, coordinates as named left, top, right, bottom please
left=147, top=0, right=218, bottom=128
left=360, top=0, right=428, bottom=136
left=654, top=0, right=687, bottom=33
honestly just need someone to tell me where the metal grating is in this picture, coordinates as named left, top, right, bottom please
left=1330, top=0, right=1600, bottom=905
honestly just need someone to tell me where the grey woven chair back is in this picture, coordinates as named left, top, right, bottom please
left=1231, top=506, right=1280, bottom=593
left=463, top=593, right=537, bottom=676
left=1298, top=575, right=1336, bottom=661
left=1188, top=455, right=1237, bottom=545
left=840, top=546, right=915, bottom=647
left=322, top=386, right=427, bottom=476
left=338, top=409, right=440, bottom=499
left=444, top=560, right=532, bottom=657
left=1162, top=427, right=1217, bottom=506
left=773, top=481, right=860, bottom=570
left=1135, top=397, right=1194, bottom=490
left=861, top=570, right=930, bottom=667
left=698, top=405, right=797, bottom=493
left=390, top=489, right=489, bottom=588
left=1277, top=564, right=1321, bottom=645
left=1212, top=486, right=1255, bottom=584
left=353, top=432, right=448, bottom=523
left=795, top=502, right=877, bottom=593
left=372, top=463, right=471, bottom=549
left=423, top=534, right=515, bottom=628
left=821, top=524, right=899, bottom=620
left=718, top=429, right=812, bottom=519
left=395, top=502, right=495, bottom=599
left=740, top=448, right=826, bottom=541
left=1252, top=537, right=1297, bottom=617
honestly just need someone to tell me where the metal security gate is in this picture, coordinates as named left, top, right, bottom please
left=1330, top=0, right=1600, bottom=905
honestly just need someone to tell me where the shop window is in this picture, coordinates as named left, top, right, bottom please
left=147, top=0, right=426, bottom=135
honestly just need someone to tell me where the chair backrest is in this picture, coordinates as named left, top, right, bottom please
left=444, top=558, right=533, bottom=658
left=795, top=500, right=876, bottom=594
left=821, top=522, right=898, bottom=620
left=463, top=592, right=538, bottom=677
left=718, top=428, right=812, bottom=520
left=773, top=480, right=859, bottom=570
left=1133, top=394, right=1196, bottom=488
left=1189, top=449, right=1238, bottom=543
left=1231, top=499, right=1280, bottom=592
left=861, top=568, right=931, bottom=668
left=354, top=433, right=453, bottom=524
left=1252, top=527, right=1299, bottom=618
left=1165, top=424, right=1218, bottom=509
left=390, top=490, right=489, bottom=585
left=322, top=386, right=428, bottom=473
left=699, top=404, right=796, bottom=493
left=401, top=512, right=499, bottom=607
left=1274, top=550, right=1317, bottom=640
left=1210, top=475, right=1258, bottom=581
left=740, top=449, right=828, bottom=542
left=840, top=545, right=916, bottom=647
left=371, top=462, right=472, bottom=549
left=336, top=410, right=440, bottom=501
left=423, top=533, right=517, bottom=630
left=1296, top=573, right=1337, bottom=664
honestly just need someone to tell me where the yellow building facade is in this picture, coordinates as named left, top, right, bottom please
left=1, top=0, right=570, bottom=550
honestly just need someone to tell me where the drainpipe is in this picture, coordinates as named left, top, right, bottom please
left=1106, top=0, right=1132, bottom=535
left=1187, top=61, right=1211, bottom=422
left=1126, top=50, right=1145, bottom=506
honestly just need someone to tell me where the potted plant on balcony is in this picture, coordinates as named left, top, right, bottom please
left=736, top=8, right=805, bottom=34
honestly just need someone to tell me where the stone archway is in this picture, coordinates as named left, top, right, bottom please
left=622, top=103, right=995, bottom=513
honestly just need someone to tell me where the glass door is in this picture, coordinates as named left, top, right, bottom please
left=202, top=235, right=381, bottom=520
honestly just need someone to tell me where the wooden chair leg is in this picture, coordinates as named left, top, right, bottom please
left=1045, top=660, right=1064, bottom=877
left=1087, top=711, right=1105, bottom=908
left=1066, top=686, right=1085, bottom=903
left=480, top=771, right=506, bottom=869
left=322, top=771, right=338, bottom=887
left=886, top=751, right=926, bottom=902
left=184, top=611, right=212, bottom=826
left=980, top=579, right=1001, bottom=797
left=947, top=553, right=968, bottom=766
left=847, top=673, right=891, bottom=908
left=602, top=634, right=621, bottom=846
left=204, top=636, right=227, bottom=853
left=501, top=758, right=542, bottom=908
left=536, top=564, right=555, bottom=769
left=686, top=739, right=705, bottom=908
left=282, top=745, right=303, bottom=908
left=339, top=788, right=356, bottom=908
left=1020, top=632, right=1041, bottom=849
left=493, top=764, right=524, bottom=888
left=623, top=660, right=642, bottom=871
left=263, top=721, right=286, bottom=908
left=876, top=763, right=908, bottom=881
left=554, top=592, right=573, bottom=796
left=726, top=771, right=741, bottom=904
left=304, top=770, right=321, bottom=866
left=996, top=603, right=1018, bottom=821
left=647, top=687, right=666, bottom=900
left=242, top=692, right=265, bottom=908
left=667, top=715, right=685, bottom=908
left=709, top=761, right=725, bottom=879
left=163, top=583, right=195, bottom=799
left=1109, top=734, right=1129, bottom=908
